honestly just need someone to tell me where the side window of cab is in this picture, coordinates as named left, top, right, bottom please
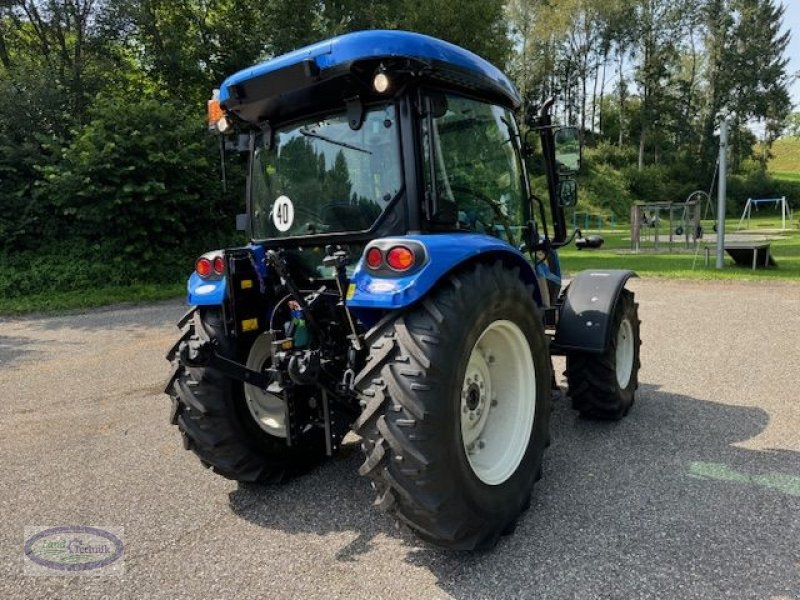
left=421, top=93, right=526, bottom=246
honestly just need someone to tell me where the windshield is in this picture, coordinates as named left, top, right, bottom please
left=251, top=104, right=402, bottom=239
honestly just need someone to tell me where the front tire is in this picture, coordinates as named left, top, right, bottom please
left=565, top=289, right=641, bottom=420
left=354, top=263, right=551, bottom=550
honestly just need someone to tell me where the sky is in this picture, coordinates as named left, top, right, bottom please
left=784, top=0, right=800, bottom=108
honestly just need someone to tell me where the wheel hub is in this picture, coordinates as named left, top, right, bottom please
left=465, top=384, right=481, bottom=411
left=461, top=353, right=492, bottom=449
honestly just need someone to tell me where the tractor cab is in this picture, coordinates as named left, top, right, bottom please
left=206, top=30, right=578, bottom=287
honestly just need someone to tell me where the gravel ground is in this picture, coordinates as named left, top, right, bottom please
left=0, top=278, right=798, bottom=599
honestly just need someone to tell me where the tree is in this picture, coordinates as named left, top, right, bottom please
left=701, top=0, right=791, bottom=170
left=39, top=96, right=224, bottom=257
left=630, top=0, right=687, bottom=169
left=784, top=113, right=800, bottom=138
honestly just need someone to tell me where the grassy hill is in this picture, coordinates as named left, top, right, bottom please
left=768, top=137, right=800, bottom=179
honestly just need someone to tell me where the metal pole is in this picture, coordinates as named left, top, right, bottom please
left=782, top=196, right=786, bottom=230
left=716, top=116, right=729, bottom=269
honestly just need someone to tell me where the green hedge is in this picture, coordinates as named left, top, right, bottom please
left=2, top=95, right=245, bottom=299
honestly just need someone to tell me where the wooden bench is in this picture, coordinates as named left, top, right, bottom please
left=725, top=242, right=776, bottom=270
left=704, top=242, right=777, bottom=270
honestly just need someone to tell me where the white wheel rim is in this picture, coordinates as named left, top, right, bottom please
left=615, top=318, right=634, bottom=389
left=244, top=333, right=287, bottom=438
left=460, top=320, right=536, bottom=486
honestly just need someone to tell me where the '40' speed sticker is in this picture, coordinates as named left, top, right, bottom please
left=272, top=196, right=294, bottom=232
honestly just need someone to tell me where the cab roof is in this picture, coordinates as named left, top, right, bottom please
left=219, top=30, right=521, bottom=125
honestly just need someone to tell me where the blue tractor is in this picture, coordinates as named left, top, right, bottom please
left=166, top=31, right=641, bottom=550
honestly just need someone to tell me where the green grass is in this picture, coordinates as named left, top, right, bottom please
left=772, top=171, right=800, bottom=183
left=768, top=137, right=800, bottom=174
left=559, top=217, right=800, bottom=281
left=0, top=283, right=185, bottom=316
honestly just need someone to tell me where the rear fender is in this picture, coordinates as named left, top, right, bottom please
left=552, top=269, right=637, bottom=354
left=187, top=272, right=227, bottom=306
left=346, top=234, right=541, bottom=319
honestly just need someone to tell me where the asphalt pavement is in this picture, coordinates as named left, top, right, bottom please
left=1, top=278, right=798, bottom=599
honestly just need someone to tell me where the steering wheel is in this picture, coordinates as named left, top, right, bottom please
left=447, top=184, right=516, bottom=246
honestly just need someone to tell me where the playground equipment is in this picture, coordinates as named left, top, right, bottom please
left=164, top=30, right=642, bottom=551
left=737, top=197, right=792, bottom=230
left=630, top=198, right=702, bottom=251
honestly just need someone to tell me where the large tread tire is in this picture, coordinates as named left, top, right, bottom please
left=565, top=289, right=641, bottom=420
left=165, top=307, right=322, bottom=483
left=354, top=262, right=551, bottom=550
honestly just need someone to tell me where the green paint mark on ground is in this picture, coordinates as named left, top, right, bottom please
left=688, top=462, right=800, bottom=497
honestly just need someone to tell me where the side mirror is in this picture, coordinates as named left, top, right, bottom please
left=557, top=179, right=577, bottom=207
left=236, top=213, right=249, bottom=232
left=555, top=127, right=581, bottom=174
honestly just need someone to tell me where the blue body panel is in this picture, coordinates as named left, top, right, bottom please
left=248, top=243, right=269, bottom=282
left=219, top=30, right=520, bottom=109
left=187, top=272, right=227, bottom=306
left=347, top=234, right=537, bottom=313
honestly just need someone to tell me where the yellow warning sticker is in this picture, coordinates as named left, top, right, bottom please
left=346, top=283, right=356, bottom=300
left=241, top=318, right=258, bottom=332
left=240, top=279, right=253, bottom=290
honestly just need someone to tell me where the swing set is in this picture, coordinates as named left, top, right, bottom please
left=736, top=196, right=792, bottom=231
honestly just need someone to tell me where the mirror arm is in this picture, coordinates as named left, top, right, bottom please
left=539, top=113, right=567, bottom=244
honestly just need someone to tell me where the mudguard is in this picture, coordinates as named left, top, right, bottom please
left=552, top=269, right=637, bottom=354
left=187, top=272, right=227, bottom=306
left=346, top=234, right=540, bottom=314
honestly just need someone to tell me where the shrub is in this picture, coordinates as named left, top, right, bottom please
left=585, top=143, right=638, bottom=170
left=38, top=95, right=236, bottom=261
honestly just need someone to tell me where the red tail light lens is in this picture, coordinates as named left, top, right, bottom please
left=195, top=257, right=212, bottom=278
left=213, top=256, right=225, bottom=275
left=366, top=247, right=383, bottom=269
left=386, top=246, right=415, bottom=271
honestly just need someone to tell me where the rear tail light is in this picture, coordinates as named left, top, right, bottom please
left=196, top=254, right=225, bottom=278
left=195, top=257, right=213, bottom=278
left=386, top=246, right=415, bottom=271
left=366, top=247, right=383, bottom=269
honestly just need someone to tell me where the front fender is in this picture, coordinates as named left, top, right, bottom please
left=346, top=234, right=539, bottom=313
left=553, top=269, right=637, bottom=353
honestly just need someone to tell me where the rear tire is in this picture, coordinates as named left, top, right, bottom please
left=165, top=307, right=323, bottom=482
left=354, top=263, right=551, bottom=550
left=565, top=289, right=641, bottom=420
